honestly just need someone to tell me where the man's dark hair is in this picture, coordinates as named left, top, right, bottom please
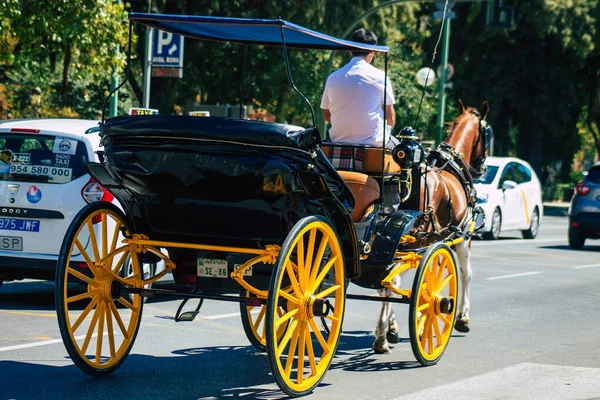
left=350, top=28, right=377, bottom=57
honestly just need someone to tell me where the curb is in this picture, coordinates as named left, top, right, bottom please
left=543, top=203, right=569, bottom=217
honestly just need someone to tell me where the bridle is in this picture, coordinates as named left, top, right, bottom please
left=468, top=110, right=492, bottom=179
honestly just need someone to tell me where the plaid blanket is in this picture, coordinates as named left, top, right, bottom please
left=322, top=143, right=366, bottom=172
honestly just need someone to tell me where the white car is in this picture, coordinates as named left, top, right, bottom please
left=0, top=119, right=110, bottom=288
left=473, top=156, right=543, bottom=240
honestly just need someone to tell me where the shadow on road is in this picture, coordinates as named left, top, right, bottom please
left=0, top=331, right=432, bottom=399
left=539, top=244, right=600, bottom=251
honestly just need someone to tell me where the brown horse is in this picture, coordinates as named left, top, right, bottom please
left=373, top=100, right=490, bottom=353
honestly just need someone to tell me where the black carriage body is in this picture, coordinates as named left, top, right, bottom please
left=89, top=115, right=360, bottom=284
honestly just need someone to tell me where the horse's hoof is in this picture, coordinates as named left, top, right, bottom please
left=386, top=330, right=399, bottom=344
left=373, top=339, right=391, bottom=354
left=454, top=319, right=470, bottom=333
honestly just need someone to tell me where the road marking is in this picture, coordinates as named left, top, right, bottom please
left=573, top=263, right=600, bottom=269
left=393, top=363, right=600, bottom=400
left=0, top=310, right=56, bottom=318
left=473, top=238, right=564, bottom=247
left=0, top=332, right=111, bottom=353
left=201, top=312, right=242, bottom=320
left=486, top=271, right=542, bottom=280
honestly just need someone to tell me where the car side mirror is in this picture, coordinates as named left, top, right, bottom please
left=473, top=206, right=486, bottom=231
left=502, top=180, right=517, bottom=190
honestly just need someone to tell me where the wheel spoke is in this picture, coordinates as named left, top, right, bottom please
left=297, top=321, right=307, bottom=384
left=417, top=302, right=430, bottom=313
left=276, top=319, right=299, bottom=358
left=67, top=267, right=95, bottom=285
left=285, top=325, right=300, bottom=376
left=427, top=319, right=434, bottom=354
left=101, top=217, right=108, bottom=259
left=309, top=236, right=329, bottom=288
left=75, top=239, right=97, bottom=275
left=109, top=302, right=130, bottom=340
left=71, top=296, right=100, bottom=332
left=297, top=234, right=305, bottom=293
left=417, top=313, right=427, bottom=342
left=116, top=297, right=138, bottom=312
left=284, top=261, right=303, bottom=297
left=315, top=284, right=340, bottom=299
left=437, top=274, right=454, bottom=293
left=275, top=308, right=299, bottom=329
left=308, top=319, right=330, bottom=355
left=304, top=230, right=317, bottom=292
left=105, top=304, right=116, bottom=357
left=81, top=302, right=102, bottom=354
left=108, top=216, right=121, bottom=258
left=86, top=220, right=101, bottom=262
left=310, top=257, right=336, bottom=294
left=111, top=251, right=129, bottom=274
left=305, top=326, right=317, bottom=375
left=278, top=288, right=302, bottom=306
left=438, top=312, right=452, bottom=326
left=67, top=289, right=101, bottom=304
left=253, top=306, right=266, bottom=332
left=95, top=302, right=105, bottom=363
left=432, top=316, right=442, bottom=348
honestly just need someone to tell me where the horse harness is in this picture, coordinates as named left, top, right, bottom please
left=424, top=111, right=491, bottom=229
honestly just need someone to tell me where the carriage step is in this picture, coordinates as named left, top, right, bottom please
left=175, top=296, right=204, bottom=322
left=176, top=311, right=200, bottom=322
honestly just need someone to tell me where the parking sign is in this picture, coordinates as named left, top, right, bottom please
left=152, top=29, right=184, bottom=68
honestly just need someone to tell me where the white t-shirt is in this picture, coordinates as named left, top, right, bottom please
left=320, top=57, right=396, bottom=146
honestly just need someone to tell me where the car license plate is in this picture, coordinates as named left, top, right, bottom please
left=0, top=236, right=23, bottom=251
left=0, top=218, right=40, bottom=232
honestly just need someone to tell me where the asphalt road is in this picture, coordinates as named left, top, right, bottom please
left=1, top=215, right=599, bottom=400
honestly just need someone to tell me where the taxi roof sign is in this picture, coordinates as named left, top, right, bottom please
left=129, top=107, right=159, bottom=116
left=189, top=111, right=210, bottom=117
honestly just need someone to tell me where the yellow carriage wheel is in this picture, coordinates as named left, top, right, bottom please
left=55, top=202, right=143, bottom=375
left=408, top=242, right=458, bottom=366
left=240, top=289, right=288, bottom=352
left=266, top=216, right=346, bottom=397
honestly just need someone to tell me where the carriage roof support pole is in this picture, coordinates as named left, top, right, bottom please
left=380, top=52, right=389, bottom=204
left=102, top=20, right=133, bottom=123
left=278, top=23, right=316, bottom=128
left=239, top=45, right=248, bottom=119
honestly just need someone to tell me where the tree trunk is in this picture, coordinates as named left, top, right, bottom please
left=589, top=122, right=600, bottom=162
left=61, top=44, right=72, bottom=107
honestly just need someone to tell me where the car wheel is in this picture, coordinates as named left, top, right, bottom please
left=120, top=255, right=157, bottom=304
left=568, top=227, right=585, bottom=249
left=522, top=208, right=539, bottom=239
left=483, top=208, right=501, bottom=240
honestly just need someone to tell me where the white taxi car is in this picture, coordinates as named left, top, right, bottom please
left=473, top=156, right=543, bottom=240
left=0, top=119, right=112, bottom=288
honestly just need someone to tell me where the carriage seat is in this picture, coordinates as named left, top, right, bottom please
left=338, top=171, right=380, bottom=222
left=320, top=143, right=401, bottom=174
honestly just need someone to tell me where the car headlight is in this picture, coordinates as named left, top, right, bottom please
left=476, top=193, right=489, bottom=203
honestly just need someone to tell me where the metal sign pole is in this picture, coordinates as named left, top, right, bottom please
left=143, top=27, right=153, bottom=108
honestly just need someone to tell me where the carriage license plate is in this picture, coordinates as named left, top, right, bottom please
left=197, top=258, right=229, bottom=278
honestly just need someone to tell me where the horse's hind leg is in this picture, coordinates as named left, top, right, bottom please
left=385, top=275, right=401, bottom=344
left=454, top=240, right=472, bottom=333
left=373, top=289, right=392, bottom=354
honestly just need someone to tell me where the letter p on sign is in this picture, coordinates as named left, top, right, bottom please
left=157, top=31, right=173, bottom=54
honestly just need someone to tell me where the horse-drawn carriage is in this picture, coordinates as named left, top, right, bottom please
left=55, top=13, right=488, bottom=397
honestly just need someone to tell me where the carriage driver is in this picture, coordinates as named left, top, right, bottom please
left=320, top=28, right=397, bottom=150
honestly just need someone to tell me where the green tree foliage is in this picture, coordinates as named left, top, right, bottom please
left=0, top=0, right=129, bottom=118
left=450, top=0, right=597, bottom=178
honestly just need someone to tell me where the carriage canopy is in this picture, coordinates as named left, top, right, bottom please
left=128, top=13, right=390, bottom=52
